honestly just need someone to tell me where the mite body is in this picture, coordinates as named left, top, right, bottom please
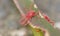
left=20, top=10, right=36, bottom=26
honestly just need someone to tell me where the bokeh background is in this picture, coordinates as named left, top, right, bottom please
left=0, top=0, right=60, bottom=36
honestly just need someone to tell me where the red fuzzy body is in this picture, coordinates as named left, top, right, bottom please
left=20, top=10, right=36, bottom=26
left=26, top=10, right=35, bottom=19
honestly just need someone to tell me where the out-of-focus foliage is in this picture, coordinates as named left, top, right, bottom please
left=34, top=0, right=60, bottom=21
left=0, top=0, right=60, bottom=36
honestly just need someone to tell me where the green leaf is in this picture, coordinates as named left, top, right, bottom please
left=27, top=24, right=44, bottom=36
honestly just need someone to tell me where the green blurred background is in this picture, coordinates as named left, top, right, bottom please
left=0, top=0, right=60, bottom=36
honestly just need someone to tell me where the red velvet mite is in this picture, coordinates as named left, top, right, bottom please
left=20, top=10, right=36, bottom=26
